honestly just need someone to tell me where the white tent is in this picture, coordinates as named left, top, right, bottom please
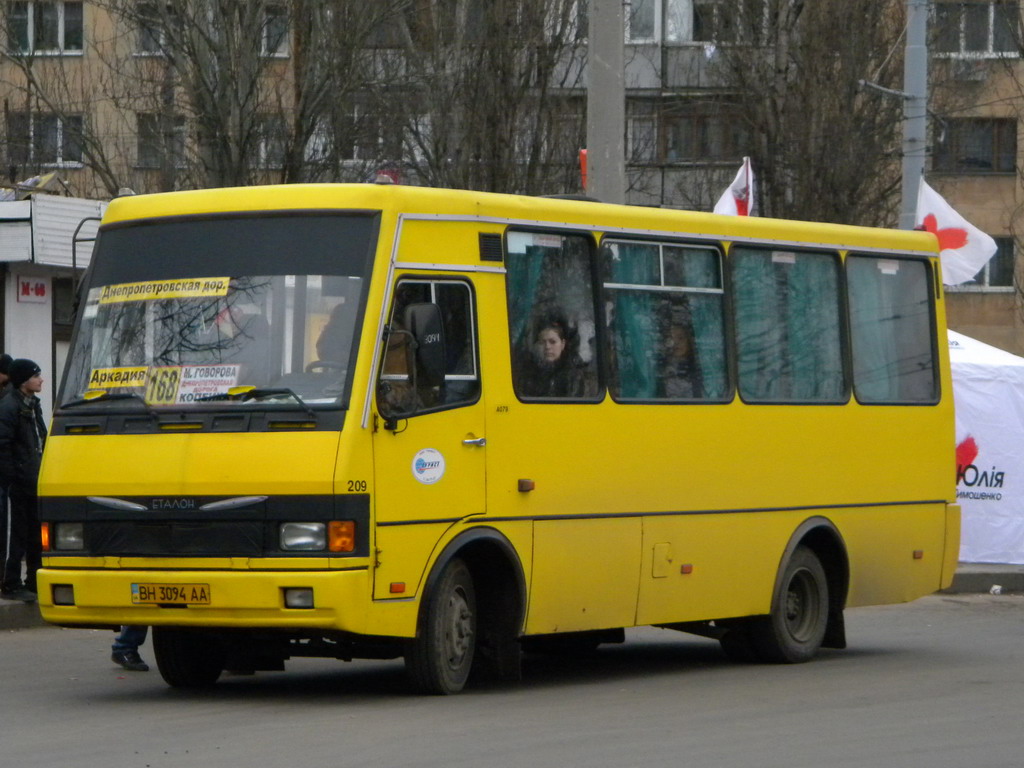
left=949, top=330, right=1024, bottom=564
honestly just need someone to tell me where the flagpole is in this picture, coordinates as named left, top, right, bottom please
left=901, top=0, right=929, bottom=229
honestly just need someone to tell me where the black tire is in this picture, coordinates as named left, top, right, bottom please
left=750, top=546, right=829, bottom=663
left=406, top=558, right=477, bottom=695
left=153, top=628, right=225, bottom=688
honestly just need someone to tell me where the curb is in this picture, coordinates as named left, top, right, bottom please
left=943, top=563, right=1024, bottom=595
left=0, top=599, right=45, bottom=630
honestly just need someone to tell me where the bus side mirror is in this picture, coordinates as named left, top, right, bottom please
left=404, top=302, right=446, bottom=388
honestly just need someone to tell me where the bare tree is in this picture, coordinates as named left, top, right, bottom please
left=3, top=1, right=589, bottom=198
left=701, top=0, right=907, bottom=225
left=389, top=0, right=589, bottom=194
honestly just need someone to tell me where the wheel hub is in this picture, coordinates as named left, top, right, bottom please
left=444, top=588, right=473, bottom=669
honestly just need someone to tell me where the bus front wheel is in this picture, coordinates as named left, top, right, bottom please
left=153, top=628, right=225, bottom=688
left=406, top=558, right=477, bottom=695
left=750, top=546, right=829, bottom=663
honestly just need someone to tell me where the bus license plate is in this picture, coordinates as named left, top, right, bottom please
left=131, top=583, right=211, bottom=605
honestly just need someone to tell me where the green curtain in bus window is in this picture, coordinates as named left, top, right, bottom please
left=607, top=242, right=660, bottom=398
left=678, top=249, right=728, bottom=399
left=847, top=256, right=937, bottom=403
left=785, top=253, right=844, bottom=400
left=732, top=247, right=843, bottom=402
left=505, top=243, right=546, bottom=346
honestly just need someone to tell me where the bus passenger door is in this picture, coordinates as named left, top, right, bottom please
left=370, top=279, right=485, bottom=600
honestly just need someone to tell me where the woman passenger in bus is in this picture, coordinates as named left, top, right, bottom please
left=520, top=315, right=586, bottom=398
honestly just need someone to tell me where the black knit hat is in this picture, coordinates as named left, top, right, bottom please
left=9, top=359, right=41, bottom=389
left=0, top=354, right=11, bottom=376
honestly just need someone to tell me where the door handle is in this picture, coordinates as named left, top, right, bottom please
left=462, top=437, right=487, bottom=447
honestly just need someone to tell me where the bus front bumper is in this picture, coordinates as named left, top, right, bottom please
left=36, top=566, right=376, bottom=633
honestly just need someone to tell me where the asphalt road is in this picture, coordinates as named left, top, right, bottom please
left=3, top=593, right=1022, bottom=768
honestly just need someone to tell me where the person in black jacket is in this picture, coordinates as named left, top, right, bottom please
left=0, top=352, right=12, bottom=593
left=0, top=359, right=47, bottom=602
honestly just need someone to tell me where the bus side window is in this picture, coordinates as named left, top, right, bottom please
left=378, top=279, right=480, bottom=417
left=602, top=240, right=728, bottom=401
left=506, top=231, right=600, bottom=401
left=731, top=246, right=845, bottom=403
left=847, top=255, right=938, bottom=403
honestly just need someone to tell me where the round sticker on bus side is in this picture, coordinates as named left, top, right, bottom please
left=412, top=448, right=446, bottom=485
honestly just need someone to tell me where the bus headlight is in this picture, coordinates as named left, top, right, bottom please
left=55, top=522, right=85, bottom=551
left=280, top=522, right=326, bottom=551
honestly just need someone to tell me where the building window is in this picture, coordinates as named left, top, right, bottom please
left=136, top=3, right=182, bottom=54
left=342, top=104, right=403, bottom=163
left=261, top=4, right=289, bottom=56
left=934, top=118, right=1016, bottom=173
left=949, top=235, right=1016, bottom=289
left=52, top=275, right=75, bottom=341
left=628, top=116, right=657, bottom=162
left=8, top=1, right=83, bottom=54
left=692, top=0, right=766, bottom=43
left=935, top=1, right=1019, bottom=57
left=627, top=0, right=687, bottom=42
left=662, top=102, right=750, bottom=163
left=693, top=0, right=731, bottom=42
left=136, top=113, right=186, bottom=168
left=8, top=112, right=83, bottom=166
left=570, top=0, right=589, bottom=40
left=257, top=115, right=286, bottom=169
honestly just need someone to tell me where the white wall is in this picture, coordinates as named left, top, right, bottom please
left=4, top=265, right=55, bottom=426
left=1, top=196, right=106, bottom=427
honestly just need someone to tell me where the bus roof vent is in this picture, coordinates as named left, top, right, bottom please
left=479, top=233, right=503, bottom=263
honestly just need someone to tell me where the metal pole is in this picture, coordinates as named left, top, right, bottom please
left=586, top=0, right=626, bottom=204
left=901, top=0, right=928, bottom=229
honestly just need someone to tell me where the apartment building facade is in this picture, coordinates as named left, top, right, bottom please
left=2, top=0, right=1023, bottom=361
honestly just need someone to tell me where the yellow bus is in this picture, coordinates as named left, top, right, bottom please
left=37, top=183, right=958, bottom=694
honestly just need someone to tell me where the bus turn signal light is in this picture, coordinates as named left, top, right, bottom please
left=40, top=523, right=51, bottom=552
left=329, top=521, right=355, bottom=553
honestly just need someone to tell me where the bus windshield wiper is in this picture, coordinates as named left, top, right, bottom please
left=196, top=387, right=317, bottom=419
left=61, top=391, right=154, bottom=413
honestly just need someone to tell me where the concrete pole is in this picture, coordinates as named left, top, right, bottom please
left=586, top=0, right=626, bottom=204
left=900, top=0, right=929, bottom=229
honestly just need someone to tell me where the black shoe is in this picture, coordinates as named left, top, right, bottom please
left=111, top=650, right=150, bottom=672
left=1, top=588, right=36, bottom=603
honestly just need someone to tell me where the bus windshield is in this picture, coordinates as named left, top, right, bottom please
left=60, top=213, right=377, bottom=410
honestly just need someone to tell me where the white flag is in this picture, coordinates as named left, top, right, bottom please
left=714, top=157, right=754, bottom=216
left=915, top=179, right=997, bottom=285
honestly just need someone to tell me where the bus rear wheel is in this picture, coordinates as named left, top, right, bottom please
left=406, top=558, right=477, bottom=695
left=750, top=546, right=829, bottom=663
left=153, top=628, right=225, bottom=688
